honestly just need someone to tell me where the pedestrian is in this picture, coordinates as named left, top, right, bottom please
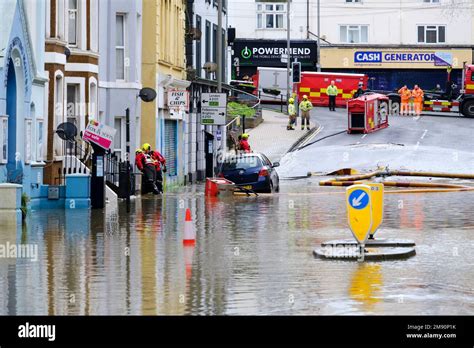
left=353, top=82, right=365, bottom=98
left=239, top=133, right=251, bottom=153
left=150, top=146, right=166, bottom=193
left=287, top=98, right=297, bottom=130
left=299, top=95, right=313, bottom=131
left=412, top=85, right=424, bottom=117
left=398, top=85, right=411, bottom=116
left=326, top=80, right=338, bottom=111
left=137, top=143, right=160, bottom=195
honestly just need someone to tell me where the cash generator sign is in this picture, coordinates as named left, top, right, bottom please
left=354, top=51, right=453, bottom=66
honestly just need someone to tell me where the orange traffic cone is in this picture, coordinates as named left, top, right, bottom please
left=183, top=208, right=196, bottom=246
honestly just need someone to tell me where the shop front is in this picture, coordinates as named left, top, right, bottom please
left=320, top=47, right=473, bottom=92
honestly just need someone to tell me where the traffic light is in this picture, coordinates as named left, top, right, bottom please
left=292, top=62, right=301, bottom=83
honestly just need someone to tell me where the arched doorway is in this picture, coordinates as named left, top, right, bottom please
left=6, top=49, right=26, bottom=184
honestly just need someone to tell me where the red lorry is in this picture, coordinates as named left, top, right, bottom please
left=294, top=72, right=368, bottom=107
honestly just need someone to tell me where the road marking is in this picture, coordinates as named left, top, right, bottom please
left=361, top=134, right=367, bottom=139
left=420, top=129, right=428, bottom=139
left=298, top=125, right=323, bottom=148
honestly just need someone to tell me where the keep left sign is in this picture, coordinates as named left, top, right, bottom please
left=82, top=120, right=117, bottom=150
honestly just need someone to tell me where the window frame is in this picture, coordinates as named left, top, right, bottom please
left=116, top=13, right=127, bottom=81
left=417, top=25, right=446, bottom=44
left=113, top=116, right=126, bottom=161
left=256, top=2, right=286, bottom=30
left=36, top=119, right=44, bottom=162
left=339, top=24, right=369, bottom=43
left=67, top=0, right=78, bottom=47
left=24, top=119, right=33, bottom=164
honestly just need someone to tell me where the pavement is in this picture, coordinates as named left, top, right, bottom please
left=278, top=106, right=474, bottom=177
left=247, top=108, right=320, bottom=162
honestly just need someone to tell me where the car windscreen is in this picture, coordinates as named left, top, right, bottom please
left=222, top=156, right=263, bottom=171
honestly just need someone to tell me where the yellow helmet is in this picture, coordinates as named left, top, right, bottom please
left=142, top=143, right=151, bottom=151
left=135, top=148, right=142, bottom=154
left=289, top=98, right=294, bottom=104
left=303, top=95, right=308, bottom=100
left=241, top=133, right=249, bottom=139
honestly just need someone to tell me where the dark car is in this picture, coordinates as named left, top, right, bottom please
left=217, top=153, right=280, bottom=193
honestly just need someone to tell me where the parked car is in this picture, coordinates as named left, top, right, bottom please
left=217, top=153, right=280, bottom=193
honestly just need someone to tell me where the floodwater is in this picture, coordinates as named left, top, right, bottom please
left=1, top=178, right=473, bottom=315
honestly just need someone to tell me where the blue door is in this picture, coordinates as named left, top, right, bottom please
left=6, top=59, right=21, bottom=184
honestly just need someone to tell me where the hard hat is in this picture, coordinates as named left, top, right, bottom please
left=289, top=98, right=294, bottom=104
left=142, top=143, right=151, bottom=151
left=303, top=95, right=308, bottom=99
left=241, top=133, right=249, bottom=139
left=135, top=148, right=142, bottom=154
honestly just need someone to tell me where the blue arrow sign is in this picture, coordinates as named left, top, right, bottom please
left=348, top=189, right=369, bottom=210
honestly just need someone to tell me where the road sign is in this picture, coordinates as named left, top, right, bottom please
left=367, top=183, right=384, bottom=236
left=201, top=93, right=227, bottom=125
left=168, top=90, right=189, bottom=110
left=82, top=120, right=117, bottom=150
left=346, top=184, right=372, bottom=244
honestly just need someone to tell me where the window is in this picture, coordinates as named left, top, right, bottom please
left=196, top=15, right=202, bottom=78
left=116, top=14, right=126, bottom=80
left=113, top=117, right=124, bottom=160
left=68, top=0, right=78, bottom=46
left=0, top=117, right=7, bottom=164
left=340, top=25, right=368, bottom=43
left=37, top=120, right=44, bottom=161
left=417, top=25, right=445, bottom=43
left=256, top=2, right=285, bottom=29
left=66, top=84, right=79, bottom=154
left=213, top=24, right=217, bottom=64
left=25, top=120, right=32, bottom=164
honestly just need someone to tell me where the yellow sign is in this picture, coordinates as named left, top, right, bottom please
left=367, top=183, right=384, bottom=236
left=346, top=184, right=372, bottom=244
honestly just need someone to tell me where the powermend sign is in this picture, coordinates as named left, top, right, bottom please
left=354, top=51, right=453, bottom=66
left=233, top=39, right=318, bottom=67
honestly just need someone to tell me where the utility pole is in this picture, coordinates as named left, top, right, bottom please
left=317, top=0, right=321, bottom=72
left=286, top=0, right=291, bottom=111
left=217, top=0, right=222, bottom=92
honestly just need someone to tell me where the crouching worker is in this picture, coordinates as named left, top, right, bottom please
left=136, top=143, right=159, bottom=194
left=152, top=148, right=166, bottom=194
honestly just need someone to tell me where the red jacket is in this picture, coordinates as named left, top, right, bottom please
left=152, top=150, right=166, bottom=171
left=135, top=152, right=146, bottom=171
left=239, top=139, right=251, bottom=153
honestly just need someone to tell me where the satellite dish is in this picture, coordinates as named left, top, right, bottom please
left=139, top=87, right=157, bottom=102
left=56, top=122, right=77, bottom=141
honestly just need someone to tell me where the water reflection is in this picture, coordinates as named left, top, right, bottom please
left=0, top=181, right=473, bottom=315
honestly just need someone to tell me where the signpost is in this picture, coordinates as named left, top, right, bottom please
left=346, top=184, right=372, bottom=260
left=201, top=93, right=227, bottom=125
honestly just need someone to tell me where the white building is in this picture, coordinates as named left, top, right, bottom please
left=229, top=0, right=474, bottom=90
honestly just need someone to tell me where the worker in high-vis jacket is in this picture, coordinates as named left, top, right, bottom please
left=412, top=85, right=424, bottom=116
left=398, top=85, right=412, bottom=116
left=299, top=95, right=313, bottom=131
left=326, top=80, right=339, bottom=111
left=287, top=98, right=297, bottom=130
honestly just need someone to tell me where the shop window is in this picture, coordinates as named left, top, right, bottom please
left=256, top=2, right=285, bottom=30
left=0, top=117, right=7, bottom=164
left=340, top=25, right=368, bottom=43
left=417, top=25, right=446, bottom=43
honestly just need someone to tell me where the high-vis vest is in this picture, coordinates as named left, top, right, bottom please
left=299, top=100, right=313, bottom=112
left=326, top=85, right=338, bottom=96
left=288, top=104, right=296, bottom=116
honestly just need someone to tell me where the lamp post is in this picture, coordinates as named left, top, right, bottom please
left=286, top=0, right=291, bottom=112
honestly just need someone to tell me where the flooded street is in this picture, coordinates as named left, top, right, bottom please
left=1, top=178, right=473, bottom=315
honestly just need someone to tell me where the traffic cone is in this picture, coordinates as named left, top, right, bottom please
left=183, top=208, right=196, bottom=246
